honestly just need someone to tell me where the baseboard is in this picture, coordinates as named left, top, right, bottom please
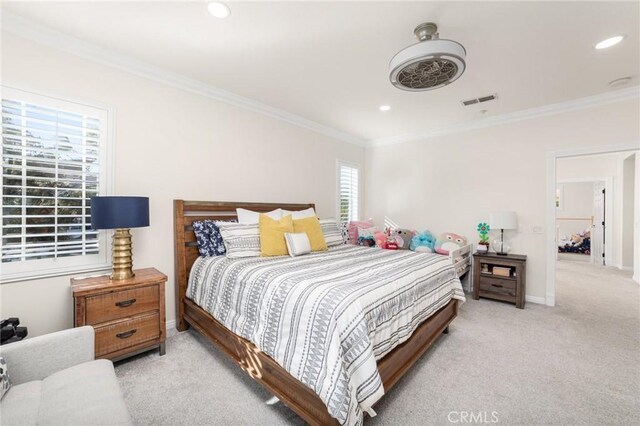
left=609, top=263, right=631, bottom=271
left=525, top=295, right=547, bottom=305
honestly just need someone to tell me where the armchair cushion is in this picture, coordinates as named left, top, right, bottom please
left=0, top=326, right=94, bottom=386
left=0, top=381, right=41, bottom=425
left=40, top=359, right=131, bottom=425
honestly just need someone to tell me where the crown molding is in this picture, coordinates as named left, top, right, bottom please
left=1, top=12, right=367, bottom=147
left=368, top=85, right=640, bottom=147
left=3, top=12, right=638, bottom=150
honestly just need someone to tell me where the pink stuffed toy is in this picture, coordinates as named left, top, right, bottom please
left=347, top=220, right=374, bottom=245
left=374, top=231, right=388, bottom=249
left=435, top=232, right=467, bottom=255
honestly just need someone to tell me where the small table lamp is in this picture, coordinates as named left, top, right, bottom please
left=490, top=211, right=517, bottom=255
left=91, top=196, right=149, bottom=280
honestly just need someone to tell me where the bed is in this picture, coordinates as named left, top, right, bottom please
left=174, top=200, right=465, bottom=425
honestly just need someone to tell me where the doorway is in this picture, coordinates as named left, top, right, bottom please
left=545, top=143, right=639, bottom=307
left=554, top=152, right=636, bottom=304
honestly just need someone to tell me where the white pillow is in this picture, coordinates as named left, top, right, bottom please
left=284, top=232, right=311, bottom=257
left=319, top=219, right=345, bottom=247
left=281, top=207, right=316, bottom=220
left=217, top=222, right=261, bottom=258
left=236, top=208, right=282, bottom=224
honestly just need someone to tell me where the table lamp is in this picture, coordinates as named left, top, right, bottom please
left=90, top=196, right=149, bottom=280
left=489, top=211, right=517, bottom=255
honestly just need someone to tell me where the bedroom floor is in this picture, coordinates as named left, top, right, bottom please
left=115, top=260, right=640, bottom=425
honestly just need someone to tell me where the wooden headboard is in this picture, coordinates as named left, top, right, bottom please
left=173, top=200, right=315, bottom=331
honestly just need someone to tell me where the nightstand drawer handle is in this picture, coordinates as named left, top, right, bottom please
left=115, top=298, right=136, bottom=308
left=491, top=284, right=503, bottom=288
left=116, top=329, right=137, bottom=339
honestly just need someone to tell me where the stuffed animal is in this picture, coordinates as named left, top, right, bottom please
left=435, top=232, right=467, bottom=255
left=358, top=236, right=376, bottom=247
left=357, top=226, right=377, bottom=247
left=391, top=228, right=416, bottom=250
left=374, top=231, right=388, bottom=249
left=410, top=231, right=436, bottom=253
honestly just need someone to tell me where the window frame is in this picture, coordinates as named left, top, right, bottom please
left=1, top=86, right=114, bottom=284
left=336, top=160, right=361, bottom=223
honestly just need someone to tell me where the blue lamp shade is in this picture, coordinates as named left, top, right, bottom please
left=90, top=196, right=150, bottom=230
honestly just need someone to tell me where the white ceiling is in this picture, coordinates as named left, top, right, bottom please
left=3, top=1, right=639, bottom=144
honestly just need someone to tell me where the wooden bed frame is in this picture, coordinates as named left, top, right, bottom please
left=174, top=200, right=459, bottom=425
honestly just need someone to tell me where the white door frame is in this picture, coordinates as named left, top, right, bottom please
left=546, top=142, right=640, bottom=306
left=556, top=177, right=613, bottom=265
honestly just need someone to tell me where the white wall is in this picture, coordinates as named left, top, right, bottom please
left=622, top=153, right=636, bottom=269
left=556, top=182, right=594, bottom=238
left=365, top=102, right=640, bottom=302
left=634, top=152, right=640, bottom=284
left=0, top=33, right=365, bottom=337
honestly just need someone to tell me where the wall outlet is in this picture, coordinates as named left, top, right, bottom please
left=532, top=225, right=544, bottom=234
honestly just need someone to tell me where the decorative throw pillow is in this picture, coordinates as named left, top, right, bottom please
left=218, top=222, right=261, bottom=258
left=339, top=221, right=349, bottom=244
left=320, top=219, right=345, bottom=247
left=0, top=356, right=10, bottom=400
left=347, top=220, right=374, bottom=245
left=358, top=226, right=378, bottom=239
left=357, top=226, right=378, bottom=247
left=259, top=214, right=294, bottom=257
left=192, top=220, right=231, bottom=257
left=281, top=207, right=316, bottom=220
left=293, top=216, right=328, bottom=252
left=236, top=208, right=282, bottom=224
left=284, top=232, right=311, bottom=257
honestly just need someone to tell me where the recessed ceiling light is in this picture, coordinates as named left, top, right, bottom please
left=208, top=2, right=231, bottom=19
left=609, top=77, right=632, bottom=88
left=379, top=105, right=391, bottom=111
left=595, top=35, right=624, bottom=50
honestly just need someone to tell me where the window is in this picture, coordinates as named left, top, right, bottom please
left=1, top=87, right=111, bottom=283
left=337, top=161, right=360, bottom=223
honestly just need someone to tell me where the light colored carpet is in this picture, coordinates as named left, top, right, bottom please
left=557, top=252, right=591, bottom=263
left=115, top=260, right=639, bottom=425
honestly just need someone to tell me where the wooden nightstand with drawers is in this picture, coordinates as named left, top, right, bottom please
left=472, top=253, right=527, bottom=309
left=71, top=268, right=167, bottom=361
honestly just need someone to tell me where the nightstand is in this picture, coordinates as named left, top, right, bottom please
left=71, top=268, right=167, bottom=361
left=472, top=253, right=527, bottom=309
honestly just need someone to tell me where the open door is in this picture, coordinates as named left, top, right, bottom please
left=592, top=181, right=605, bottom=265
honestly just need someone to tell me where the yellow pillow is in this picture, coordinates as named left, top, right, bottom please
left=259, top=214, right=294, bottom=257
left=293, top=217, right=327, bottom=252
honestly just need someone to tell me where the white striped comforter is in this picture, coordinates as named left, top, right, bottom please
left=187, top=245, right=465, bottom=425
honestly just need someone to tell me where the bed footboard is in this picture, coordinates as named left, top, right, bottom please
left=449, top=243, right=472, bottom=292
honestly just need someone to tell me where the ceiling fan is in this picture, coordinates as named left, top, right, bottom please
left=389, top=22, right=466, bottom=91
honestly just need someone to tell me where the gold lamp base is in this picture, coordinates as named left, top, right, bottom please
left=111, top=228, right=135, bottom=280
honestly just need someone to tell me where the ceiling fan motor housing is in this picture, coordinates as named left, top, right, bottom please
left=390, top=23, right=466, bottom=91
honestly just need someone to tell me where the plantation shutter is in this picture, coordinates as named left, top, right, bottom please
left=339, top=163, right=359, bottom=223
left=2, top=97, right=101, bottom=263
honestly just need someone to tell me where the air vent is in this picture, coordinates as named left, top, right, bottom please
left=461, top=94, right=498, bottom=106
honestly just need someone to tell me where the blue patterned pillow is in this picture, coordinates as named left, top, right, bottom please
left=192, top=220, right=231, bottom=257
